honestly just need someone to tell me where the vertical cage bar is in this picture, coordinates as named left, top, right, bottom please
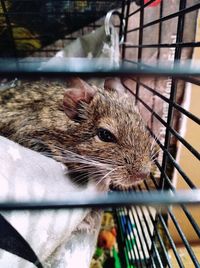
left=158, top=213, right=185, bottom=268
left=168, top=210, right=200, bottom=267
left=181, top=205, right=200, bottom=239
left=151, top=0, right=163, bottom=129
left=121, top=0, right=131, bottom=59
left=119, top=0, right=126, bottom=50
left=160, top=0, right=187, bottom=189
left=142, top=184, right=183, bottom=268
left=135, top=0, right=144, bottom=104
left=143, top=204, right=174, bottom=268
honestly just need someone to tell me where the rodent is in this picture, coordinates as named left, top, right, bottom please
left=0, top=77, right=152, bottom=191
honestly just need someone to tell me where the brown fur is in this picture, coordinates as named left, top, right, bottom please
left=0, top=79, right=152, bottom=190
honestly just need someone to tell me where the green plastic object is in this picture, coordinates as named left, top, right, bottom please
left=95, top=247, right=104, bottom=258
left=112, top=247, right=121, bottom=268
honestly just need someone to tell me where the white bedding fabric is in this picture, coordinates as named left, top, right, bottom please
left=0, top=136, right=101, bottom=267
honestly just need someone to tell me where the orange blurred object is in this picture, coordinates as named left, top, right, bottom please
left=98, top=230, right=116, bottom=250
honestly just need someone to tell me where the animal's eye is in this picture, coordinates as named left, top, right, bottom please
left=97, top=128, right=117, bottom=143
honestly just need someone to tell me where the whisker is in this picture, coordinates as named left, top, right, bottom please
left=151, top=147, right=162, bottom=161
left=95, top=166, right=120, bottom=187
left=150, top=132, right=162, bottom=151
left=22, top=137, right=117, bottom=166
left=46, top=152, right=113, bottom=170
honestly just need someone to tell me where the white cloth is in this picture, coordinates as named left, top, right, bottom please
left=0, top=136, right=100, bottom=267
left=40, top=21, right=120, bottom=88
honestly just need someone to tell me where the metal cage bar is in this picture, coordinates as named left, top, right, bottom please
left=0, top=0, right=199, bottom=267
left=122, top=1, right=200, bottom=267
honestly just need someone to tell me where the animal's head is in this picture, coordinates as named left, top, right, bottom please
left=60, top=77, right=153, bottom=190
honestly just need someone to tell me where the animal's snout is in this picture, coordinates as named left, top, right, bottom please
left=137, top=171, right=148, bottom=180
left=140, top=163, right=151, bottom=176
left=129, top=171, right=148, bottom=182
left=127, top=164, right=151, bottom=182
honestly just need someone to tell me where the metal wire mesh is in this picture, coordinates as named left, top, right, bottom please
left=116, top=1, right=200, bottom=267
left=0, top=0, right=200, bottom=267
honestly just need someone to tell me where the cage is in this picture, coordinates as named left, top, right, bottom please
left=0, top=0, right=200, bottom=268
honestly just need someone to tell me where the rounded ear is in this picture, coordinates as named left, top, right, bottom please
left=104, top=77, right=127, bottom=95
left=63, top=78, right=96, bottom=120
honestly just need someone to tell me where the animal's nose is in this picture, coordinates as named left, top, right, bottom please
left=140, top=164, right=151, bottom=175
left=136, top=166, right=151, bottom=180
left=137, top=172, right=148, bottom=180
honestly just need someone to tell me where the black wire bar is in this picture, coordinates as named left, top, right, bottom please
left=128, top=0, right=158, bottom=17
left=135, top=206, right=164, bottom=268
left=118, top=201, right=184, bottom=268
left=149, top=144, right=200, bottom=242
left=141, top=205, right=175, bottom=268
left=146, top=127, right=197, bottom=190
left=180, top=76, right=200, bottom=87
left=160, top=0, right=186, bottom=190
left=141, top=183, right=185, bottom=268
left=0, top=1, right=200, bottom=267
left=123, top=82, right=199, bottom=189
left=129, top=90, right=200, bottom=162
left=143, top=177, right=184, bottom=267
left=130, top=99, right=200, bottom=243
left=127, top=2, right=200, bottom=33
left=121, top=0, right=131, bottom=59
left=134, top=0, right=144, bottom=104
left=168, top=208, right=200, bottom=267
left=124, top=41, right=200, bottom=48
left=144, top=113, right=198, bottom=192
left=125, top=77, right=200, bottom=126
left=139, top=180, right=200, bottom=267
left=122, top=1, right=198, bottom=267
